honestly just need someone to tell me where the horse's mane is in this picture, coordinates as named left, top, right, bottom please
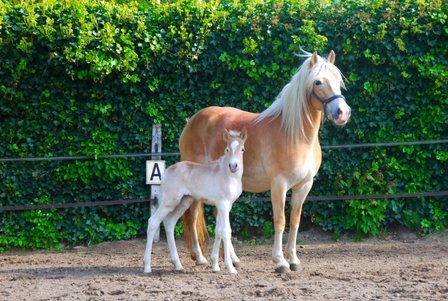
left=254, top=51, right=344, bottom=141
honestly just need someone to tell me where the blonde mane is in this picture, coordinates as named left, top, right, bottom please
left=254, top=51, right=344, bottom=141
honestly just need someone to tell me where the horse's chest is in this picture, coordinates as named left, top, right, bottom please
left=289, top=160, right=319, bottom=185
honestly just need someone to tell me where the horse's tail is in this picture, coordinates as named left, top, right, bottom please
left=182, top=202, right=209, bottom=260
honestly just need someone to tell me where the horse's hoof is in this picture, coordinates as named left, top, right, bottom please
left=195, top=257, right=208, bottom=266
left=232, top=260, right=240, bottom=268
left=274, top=265, right=290, bottom=274
left=290, top=263, right=302, bottom=271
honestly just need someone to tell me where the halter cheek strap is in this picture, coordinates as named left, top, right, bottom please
left=311, top=90, right=345, bottom=107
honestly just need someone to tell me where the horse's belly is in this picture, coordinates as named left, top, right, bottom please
left=242, top=174, right=271, bottom=193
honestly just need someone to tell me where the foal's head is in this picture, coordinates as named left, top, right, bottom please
left=223, top=128, right=247, bottom=174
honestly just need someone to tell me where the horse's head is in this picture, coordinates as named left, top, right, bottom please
left=308, top=51, right=351, bottom=126
left=223, top=128, right=247, bottom=173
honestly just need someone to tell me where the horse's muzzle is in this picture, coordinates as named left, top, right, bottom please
left=326, top=99, right=351, bottom=126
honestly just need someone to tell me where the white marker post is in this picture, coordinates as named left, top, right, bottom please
left=146, top=124, right=165, bottom=243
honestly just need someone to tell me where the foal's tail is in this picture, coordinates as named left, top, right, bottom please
left=182, top=202, right=209, bottom=260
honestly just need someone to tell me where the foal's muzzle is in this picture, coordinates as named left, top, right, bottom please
left=229, top=162, right=239, bottom=173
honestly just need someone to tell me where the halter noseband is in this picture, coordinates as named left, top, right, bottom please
left=311, top=90, right=345, bottom=107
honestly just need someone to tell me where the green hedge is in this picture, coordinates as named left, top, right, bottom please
left=0, top=0, right=447, bottom=251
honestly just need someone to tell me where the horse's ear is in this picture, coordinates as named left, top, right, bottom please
left=327, top=50, right=336, bottom=64
left=310, top=51, right=318, bottom=66
left=240, top=127, right=248, bottom=142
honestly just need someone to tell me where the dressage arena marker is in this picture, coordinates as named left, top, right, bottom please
left=146, top=123, right=164, bottom=242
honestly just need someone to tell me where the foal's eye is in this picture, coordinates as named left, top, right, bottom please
left=315, top=80, right=323, bottom=86
left=242, top=148, right=245, bottom=152
left=225, top=148, right=229, bottom=152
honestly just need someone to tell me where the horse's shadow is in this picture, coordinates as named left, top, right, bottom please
left=1, top=265, right=198, bottom=280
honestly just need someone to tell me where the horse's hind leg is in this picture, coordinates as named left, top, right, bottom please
left=163, top=196, right=194, bottom=271
left=143, top=205, right=173, bottom=273
left=189, top=200, right=208, bottom=265
left=285, top=181, right=313, bottom=271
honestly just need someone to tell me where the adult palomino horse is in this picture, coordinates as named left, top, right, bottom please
left=144, top=129, right=247, bottom=274
left=180, top=51, right=351, bottom=273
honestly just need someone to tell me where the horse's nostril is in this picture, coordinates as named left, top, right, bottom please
left=337, top=108, right=342, bottom=116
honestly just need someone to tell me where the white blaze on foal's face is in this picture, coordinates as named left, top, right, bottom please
left=228, top=140, right=240, bottom=173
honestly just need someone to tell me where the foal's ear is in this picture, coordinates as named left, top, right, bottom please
left=240, top=127, right=248, bottom=142
left=223, top=129, right=230, bottom=142
left=327, top=50, right=336, bottom=64
left=310, top=51, right=318, bottom=66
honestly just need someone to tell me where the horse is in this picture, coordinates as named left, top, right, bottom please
left=143, top=128, right=247, bottom=274
left=179, top=50, right=351, bottom=273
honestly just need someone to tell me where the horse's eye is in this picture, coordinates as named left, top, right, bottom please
left=315, top=80, right=323, bottom=86
left=225, top=148, right=229, bottom=152
left=242, top=148, right=245, bottom=152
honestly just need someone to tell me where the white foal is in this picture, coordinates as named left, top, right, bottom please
left=143, top=128, right=247, bottom=274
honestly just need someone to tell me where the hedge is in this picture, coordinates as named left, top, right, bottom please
left=0, top=0, right=447, bottom=251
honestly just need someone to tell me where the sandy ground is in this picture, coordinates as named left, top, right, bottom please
left=1, top=228, right=447, bottom=301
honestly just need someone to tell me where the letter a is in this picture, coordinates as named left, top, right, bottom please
left=150, top=163, right=162, bottom=182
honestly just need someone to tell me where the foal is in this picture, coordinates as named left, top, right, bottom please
left=143, top=128, right=247, bottom=274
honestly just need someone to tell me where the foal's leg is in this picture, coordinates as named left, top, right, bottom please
left=229, top=239, right=240, bottom=267
left=163, top=197, right=194, bottom=271
left=143, top=205, right=174, bottom=273
left=213, top=201, right=237, bottom=274
left=285, top=181, right=313, bottom=271
left=228, top=202, right=240, bottom=266
left=210, top=230, right=222, bottom=272
left=271, top=180, right=290, bottom=273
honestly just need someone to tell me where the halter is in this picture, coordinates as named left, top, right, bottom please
left=311, top=90, right=345, bottom=107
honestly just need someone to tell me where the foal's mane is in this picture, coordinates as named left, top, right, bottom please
left=254, top=51, right=344, bottom=141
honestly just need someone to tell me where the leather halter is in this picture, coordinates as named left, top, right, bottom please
left=311, top=90, right=346, bottom=107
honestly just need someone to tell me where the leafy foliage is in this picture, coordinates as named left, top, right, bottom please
left=0, top=0, right=447, bottom=250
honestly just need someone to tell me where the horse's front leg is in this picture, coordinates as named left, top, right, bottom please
left=285, top=181, right=313, bottom=271
left=271, top=180, right=289, bottom=273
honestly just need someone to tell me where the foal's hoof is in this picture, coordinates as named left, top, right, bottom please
left=175, top=268, right=186, bottom=274
left=274, top=265, right=291, bottom=274
left=290, top=263, right=302, bottom=272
